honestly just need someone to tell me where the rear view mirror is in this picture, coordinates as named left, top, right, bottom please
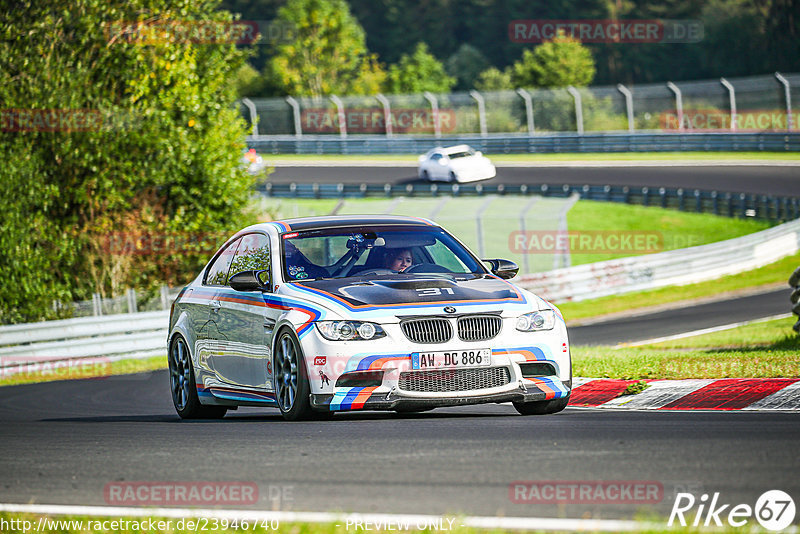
left=483, top=259, right=519, bottom=280
left=229, top=270, right=270, bottom=292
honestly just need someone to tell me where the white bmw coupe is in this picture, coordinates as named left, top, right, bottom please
left=167, top=215, right=571, bottom=420
left=418, top=145, right=496, bottom=183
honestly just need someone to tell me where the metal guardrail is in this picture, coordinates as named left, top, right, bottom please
left=264, top=183, right=800, bottom=222
left=249, top=132, right=800, bottom=154
left=517, top=218, right=800, bottom=302
left=0, top=310, right=168, bottom=368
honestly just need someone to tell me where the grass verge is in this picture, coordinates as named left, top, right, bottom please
left=558, top=251, right=799, bottom=323
left=573, top=318, right=800, bottom=379
left=0, top=355, right=166, bottom=387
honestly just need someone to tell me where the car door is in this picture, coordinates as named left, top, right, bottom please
left=196, top=236, right=242, bottom=380
left=211, top=232, right=278, bottom=390
left=428, top=152, right=444, bottom=179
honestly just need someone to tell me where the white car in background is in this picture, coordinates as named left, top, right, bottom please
left=418, top=145, right=496, bottom=183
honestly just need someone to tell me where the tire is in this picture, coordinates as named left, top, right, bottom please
left=421, top=170, right=429, bottom=181
left=273, top=329, right=315, bottom=421
left=169, top=335, right=227, bottom=419
left=449, top=171, right=457, bottom=182
left=513, top=394, right=570, bottom=415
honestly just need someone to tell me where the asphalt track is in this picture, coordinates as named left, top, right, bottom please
left=1, top=370, right=799, bottom=520
left=269, top=165, right=800, bottom=196
left=1, top=288, right=797, bottom=520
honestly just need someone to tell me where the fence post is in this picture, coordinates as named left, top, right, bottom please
left=554, top=193, right=581, bottom=269
left=475, top=196, right=496, bottom=258
left=330, top=95, right=347, bottom=138
left=423, top=92, right=441, bottom=138
left=666, top=82, right=684, bottom=131
left=566, top=86, right=584, bottom=135
left=92, top=293, right=103, bottom=316
left=616, top=84, right=634, bottom=132
left=469, top=90, right=488, bottom=137
left=127, top=288, right=137, bottom=314
left=519, top=196, right=540, bottom=274
left=241, top=98, right=259, bottom=136
left=376, top=93, right=393, bottom=138
left=775, top=72, right=793, bottom=131
left=720, top=78, right=737, bottom=131
left=160, top=285, right=170, bottom=310
left=285, top=96, right=302, bottom=138
left=516, top=89, right=535, bottom=135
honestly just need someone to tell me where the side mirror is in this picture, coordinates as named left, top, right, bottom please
left=229, top=270, right=270, bottom=292
left=483, top=259, right=519, bottom=280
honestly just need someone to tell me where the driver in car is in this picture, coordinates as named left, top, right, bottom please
left=383, top=248, right=413, bottom=272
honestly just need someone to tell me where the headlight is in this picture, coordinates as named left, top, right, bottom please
left=315, top=321, right=386, bottom=341
left=515, top=310, right=556, bottom=331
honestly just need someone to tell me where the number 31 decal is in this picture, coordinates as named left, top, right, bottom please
left=416, top=287, right=455, bottom=296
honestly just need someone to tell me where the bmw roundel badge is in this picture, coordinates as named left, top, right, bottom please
left=444, top=306, right=456, bottom=314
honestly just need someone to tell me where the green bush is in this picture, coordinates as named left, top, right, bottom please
left=0, top=0, right=256, bottom=323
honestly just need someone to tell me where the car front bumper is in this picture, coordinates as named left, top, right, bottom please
left=310, top=377, right=570, bottom=411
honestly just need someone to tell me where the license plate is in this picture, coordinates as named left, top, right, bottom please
left=411, top=349, right=491, bottom=370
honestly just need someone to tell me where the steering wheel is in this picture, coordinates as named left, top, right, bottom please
left=403, top=263, right=450, bottom=274
left=355, top=268, right=396, bottom=276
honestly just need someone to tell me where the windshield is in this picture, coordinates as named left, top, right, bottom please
left=448, top=149, right=475, bottom=159
left=281, top=225, right=485, bottom=281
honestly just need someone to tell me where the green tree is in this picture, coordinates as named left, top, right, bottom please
left=511, top=32, right=596, bottom=88
left=0, top=0, right=254, bottom=323
left=269, top=0, right=385, bottom=96
left=386, top=42, right=456, bottom=94
left=446, top=44, right=490, bottom=90
left=475, top=67, right=514, bottom=91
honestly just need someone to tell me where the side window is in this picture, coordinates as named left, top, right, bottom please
left=205, top=237, right=242, bottom=286
left=430, top=153, right=442, bottom=161
left=228, top=233, right=271, bottom=286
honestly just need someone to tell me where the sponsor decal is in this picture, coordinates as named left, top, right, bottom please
left=314, top=356, right=327, bottom=366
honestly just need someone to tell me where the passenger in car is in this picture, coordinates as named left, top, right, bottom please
left=383, top=248, right=414, bottom=272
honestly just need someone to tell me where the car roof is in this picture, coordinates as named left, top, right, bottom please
left=246, top=215, right=438, bottom=234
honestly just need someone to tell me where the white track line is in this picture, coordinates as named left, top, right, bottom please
left=0, top=503, right=657, bottom=532
left=617, top=313, right=793, bottom=347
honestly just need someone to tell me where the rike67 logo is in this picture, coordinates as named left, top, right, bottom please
left=669, top=490, right=795, bottom=531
